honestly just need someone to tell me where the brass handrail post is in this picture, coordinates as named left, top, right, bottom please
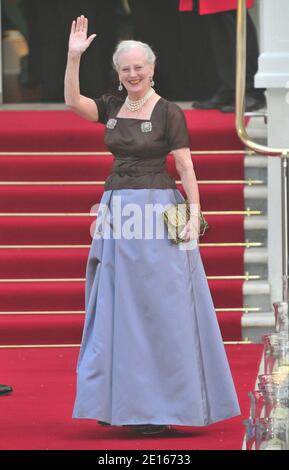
left=236, top=0, right=247, bottom=140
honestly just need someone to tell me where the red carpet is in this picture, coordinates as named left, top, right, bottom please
left=0, top=108, right=259, bottom=450
left=185, top=110, right=249, bottom=151
left=0, top=183, right=244, bottom=212
left=0, top=108, right=248, bottom=344
left=0, top=214, right=244, bottom=245
left=0, top=344, right=262, bottom=450
left=0, top=109, right=245, bottom=152
left=0, top=277, right=243, bottom=344
left=0, top=152, right=244, bottom=181
left=0, top=279, right=243, bottom=313
left=0, top=247, right=244, bottom=278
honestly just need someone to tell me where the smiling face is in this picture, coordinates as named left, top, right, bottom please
left=117, top=47, right=155, bottom=100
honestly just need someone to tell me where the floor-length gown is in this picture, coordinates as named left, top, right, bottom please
left=72, top=94, right=240, bottom=426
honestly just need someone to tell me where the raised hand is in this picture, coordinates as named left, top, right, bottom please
left=68, top=15, right=97, bottom=55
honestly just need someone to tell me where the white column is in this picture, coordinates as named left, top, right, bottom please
left=255, top=0, right=289, bottom=303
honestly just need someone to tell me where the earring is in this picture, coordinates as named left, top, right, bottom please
left=150, top=77, right=155, bottom=87
left=118, top=81, right=123, bottom=91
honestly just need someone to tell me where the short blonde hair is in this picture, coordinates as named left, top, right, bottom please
left=112, top=40, right=156, bottom=71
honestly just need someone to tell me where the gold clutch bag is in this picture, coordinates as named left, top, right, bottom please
left=163, top=200, right=209, bottom=244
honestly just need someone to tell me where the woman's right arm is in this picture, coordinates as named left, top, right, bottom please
left=64, top=15, right=98, bottom=121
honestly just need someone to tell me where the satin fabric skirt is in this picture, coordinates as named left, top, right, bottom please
left=72, top=188, right=240, bottom=426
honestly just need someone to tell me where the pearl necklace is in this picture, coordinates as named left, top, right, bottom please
left=125, top=88, right=155, bottom=112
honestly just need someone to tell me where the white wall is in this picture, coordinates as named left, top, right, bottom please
left=255, top=0, right=289, bottom=304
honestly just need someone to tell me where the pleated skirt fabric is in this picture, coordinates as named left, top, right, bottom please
left=72, top=188, right=240, bottom=426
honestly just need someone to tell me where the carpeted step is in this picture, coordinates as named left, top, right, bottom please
left=197, top=184, right=244, bottom=210
left=166, top=154, right=245, bottom=180
left=201, top=246, right=245, bottom=275
left=186, top=109, right=249, bottom=150
left=0, top=279, right=243, bottom=312
left=0, top=185, right=104, bottom=213
left=0, top=109, right=245, bottom=152
left=0, top=153, right=244, bottom=181
left=210, top=279, right=243, bottom=307
left=0, top=314, right=84, bottom=345
left=0, top=282, right=85, bottom=311
left=216, top=312, right=243, bottom=341
left=0, top=214, right=244, bottom=244
left=0, top=311, right=242, bottom=344
left=0, top=247, right=245, bottom=279
left=0, top=111, right=106, bottom=152
left=0, top=184, right=244, bottom=213
left=0, top=216, right=93, bottom=244
left=0, top=248, right=89, bottom=279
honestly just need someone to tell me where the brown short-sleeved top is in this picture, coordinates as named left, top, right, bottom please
left=94, top=93, right=190, bottom=191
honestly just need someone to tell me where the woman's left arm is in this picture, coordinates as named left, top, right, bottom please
left=172, top=147, right=200, bottom=241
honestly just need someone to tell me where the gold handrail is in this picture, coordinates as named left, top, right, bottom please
left=236, top=0, right=289, bottom=303
left=236, top=0, right=289, bottom=157
left=0, top=150, right=248, bottom=156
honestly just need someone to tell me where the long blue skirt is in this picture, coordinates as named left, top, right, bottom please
left=72, top=188, right=240, bottom=426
